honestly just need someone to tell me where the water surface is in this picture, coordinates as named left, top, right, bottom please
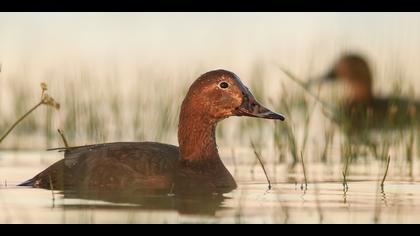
left=1, top=150, right=420, bottom=224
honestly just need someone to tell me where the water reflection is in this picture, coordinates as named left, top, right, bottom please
left=59, top=190, right=228, bottom=216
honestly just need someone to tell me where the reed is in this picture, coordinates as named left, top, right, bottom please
left=277, top=65, right=335, bottom=119
left=342, top=143, right=353, bottom=191
left=279, top=86, right=299, bottom=165
left=300, top=151, right=308, bottom=190
left=381, top=155, right=391, bottom=189
left=57, top=129, right=69, bottom=148
left=320, top=123, right=335, bottom=163
left=406, top=129, right=415, bottom=177
left=301, top=98, right=316, bottom=153
left=251, top=141, right=272, bottom=190
left=0, top=83, right=60, bottom=144
left=269, top=97, right=289, bottom=164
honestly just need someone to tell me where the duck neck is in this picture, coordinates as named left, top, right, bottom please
left=178, top=110, right=220, bottom=163
left=349, top=81, right=374, bottom=105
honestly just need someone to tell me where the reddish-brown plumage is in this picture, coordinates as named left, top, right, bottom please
left=321, top=54, right=420, bottom=130
left=20, top=69, right=284, bottom=194
left=329, top=54, right=374, bottom=105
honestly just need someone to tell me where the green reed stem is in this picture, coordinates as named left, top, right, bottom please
left=381, top=155, right=391, bottom=188
left=0, top=101, right=43, bottom=143
left=342, top=153, right=351, bottom=190
left=300, top=151, right=308, bottom=190
left=251, top=141, right=272, bottom=190
left=57, top=129, right=69, bottom=148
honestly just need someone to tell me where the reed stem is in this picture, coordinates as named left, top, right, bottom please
left=300, top=151, right=308, bottom=190
left=57, top=129, right=69, bottom=148
left=381, top=155, right=391, bottom=188
left=0, top=101, right=43, bottom=143
left=251, top=141, right=272, bottom=190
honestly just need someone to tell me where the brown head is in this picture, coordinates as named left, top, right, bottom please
left=323, top=54, right=374, bottom=104
left=178, top=69, right=284, bottom=161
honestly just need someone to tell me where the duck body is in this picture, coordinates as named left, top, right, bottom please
left=20, top=142, right=236, bottom=194
left=336, top=96, right=420, bottom=130
left=319, top=53, right=419, bottom=130
left=19, top=70, right=284, bottom=194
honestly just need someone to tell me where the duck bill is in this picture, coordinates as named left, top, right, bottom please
left=324, top=67, right=337, bottom=81
left=234, top=88, right=285, bottom=121
left=235, top=105, right=285, bottom=120
left=306, top=67, right=337, bottom=87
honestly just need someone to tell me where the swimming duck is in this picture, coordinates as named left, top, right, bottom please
left=19, top=70, right=285, bottom=194
left=316, top=53, right=419, bottom=130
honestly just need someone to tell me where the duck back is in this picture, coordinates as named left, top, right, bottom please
left=20, top=142, right=179, bottom=192
left=336, top=96, right=420, bottom=131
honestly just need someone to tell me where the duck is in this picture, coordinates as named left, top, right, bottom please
left=19, top=69, right=285, bottom=194
left=314, top=53, right=420, bottom=130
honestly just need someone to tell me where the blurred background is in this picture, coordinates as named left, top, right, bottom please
left=1, top=12, right=419, bottom=150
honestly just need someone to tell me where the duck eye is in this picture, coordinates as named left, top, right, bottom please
left=219, top=82, right=229, bottom=89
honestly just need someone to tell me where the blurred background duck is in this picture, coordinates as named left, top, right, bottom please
left=311, top=53, right=420, bottom=131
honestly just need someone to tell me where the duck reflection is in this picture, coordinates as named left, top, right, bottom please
left=59, top=189, right=228, bottom=216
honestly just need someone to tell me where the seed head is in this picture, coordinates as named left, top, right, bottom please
left=41, top=93, right=60, bottom=110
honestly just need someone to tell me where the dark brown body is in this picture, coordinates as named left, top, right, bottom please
left=24, top=142, right=236, bottom=194
left=336, top=97, right=420, bottom=131
left=323, top=54, right=420, bottom=130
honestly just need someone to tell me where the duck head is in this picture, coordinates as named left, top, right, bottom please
left=178, top=69, right=284, bottom=169
left=180, top=69, right=285, bottom=122
left=317, top=54, right=374, bottom=104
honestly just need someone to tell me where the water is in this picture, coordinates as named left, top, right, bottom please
left=1, top=150, right=420, bottom=224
